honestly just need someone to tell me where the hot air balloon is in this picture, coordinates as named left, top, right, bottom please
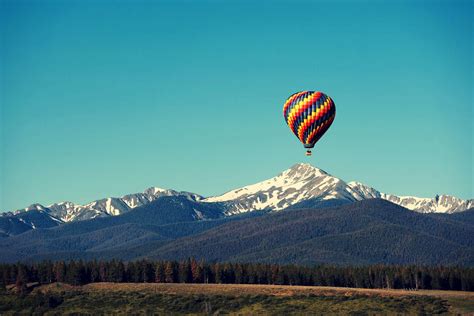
left=283, top=91, right=336, bottom=156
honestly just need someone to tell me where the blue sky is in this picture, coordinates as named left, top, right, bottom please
left=1, top=0, right=472, bottom=211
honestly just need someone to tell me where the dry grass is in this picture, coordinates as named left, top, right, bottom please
left=5, top=282, right=474, bottom=315
left=79, top=282, right=474, bottom=298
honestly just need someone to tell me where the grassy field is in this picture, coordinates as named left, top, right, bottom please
left=1, top=282, right=473, bottom=315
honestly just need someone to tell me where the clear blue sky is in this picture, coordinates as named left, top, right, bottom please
left=1, top=0, right=472, bottom=211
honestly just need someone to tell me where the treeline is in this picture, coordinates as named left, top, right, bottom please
left=1, top=259, right=473, bottom=292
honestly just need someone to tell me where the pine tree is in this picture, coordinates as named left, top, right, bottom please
left=89, top=261, right=100, bottom=283
left=66, top=260, right=86, bottom=286
left=107, top=260, right=125, bottom=283
left=190, top=258, right=202, bottom=283
left=179, top=259, right=192, bottom=283
left=142, top=260, right=154, bottom=283
left=202, top=262, right=213, bottom=284
left=164, top=261, right=177, bottom=283
left=15, top=265, right=28, bottom=295
left=270, top=265, right=279, bottom=285
left=155, top=262, right=165, bottom=283
left=98, top=261, right=107, bottom=282
left=53, top=261, right=66, bottom=283
left=214, top=263, right=223, bottom=284
left=235, top=263, right=244, bottom=284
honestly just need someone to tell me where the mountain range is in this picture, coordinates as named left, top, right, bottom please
left=2, top=163, right=472, bottom=236
left=0, top=197, right=472, bottom=265
left=5, top=188, right=202, bottom=222
left=0, top=163, right=472, bottom=266
left=206, top=163, right=473, bottom=214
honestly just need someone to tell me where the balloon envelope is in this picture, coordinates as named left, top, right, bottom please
left=283, top=91, right=336, bottom=149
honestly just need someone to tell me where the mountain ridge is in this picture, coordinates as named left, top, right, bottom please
left=145, top=199, right=474, bottom=266
left=3, top=163, right=472, bottom=230
left=204, top=163, right=473, bottom=214
left=4, top=187, right=204, bottom=223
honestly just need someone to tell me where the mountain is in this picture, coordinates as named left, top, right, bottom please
left=347, top=181, right=474, bottom=213
left=204, top=163, right=473, bottom=214
left=0, top=209, right=62, bottom=237
left=0, top=196, right=266, bottom=263
left=2, top=199, right=472, bottom=265
left=147, top=199, right=474, bottom=266
left=204, top=164, right=354, bottom=214
left=3, top=163, right=472, bottom=233
left=2, top=163, right=471, bottom=265
left=9, top=187, right=204, bottom=223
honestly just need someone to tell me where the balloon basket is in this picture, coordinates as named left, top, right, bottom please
left=305, top=150, right=312, bottom=156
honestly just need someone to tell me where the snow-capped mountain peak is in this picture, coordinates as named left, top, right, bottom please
left=286, top=162, right=328, bottom=176
left=18, top=203, right=47, bottom=213
left=143, top=186, right=167, bottom=196
left=205, top=163, right=352, bottom=214
left=205, top=163, right=473, bottom=214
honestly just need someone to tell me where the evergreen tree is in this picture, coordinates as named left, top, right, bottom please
left=15, top=264, right=28, bottom=295
left=179, top=259, right=192, bottom=283
left=128, top=261, right=142, bottom=283
left=142, top=260, right=154, bottom=283
left=202, top=262, right=213, bottom=284
left=53, top=261, right=66, bottom=283
left=214, top=263, right=223, bottom=284
left=66, top=260, right=86, bottom=286
left=89, top=260, right=100, bottom=283
left=155, top=262, right=165, bottom=283
left=107, top=260, right=125, bottom=283
left=164, top=261, right=177, bottom=283
left=190, top=258, right=202, bottom=283
left=235, top=263, right=244, bottom=284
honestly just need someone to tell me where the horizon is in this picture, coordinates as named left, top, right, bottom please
left=1, top=0, right=472, bottom=211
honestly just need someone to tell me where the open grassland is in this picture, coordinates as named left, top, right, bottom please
left=1, top=282, right=473, bottom=315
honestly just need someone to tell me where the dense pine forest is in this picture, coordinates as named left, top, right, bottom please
left=2, top=259, right=473, bottom=292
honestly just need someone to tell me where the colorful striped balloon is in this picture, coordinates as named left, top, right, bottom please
left=283, top=91, right=336, bottom=155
